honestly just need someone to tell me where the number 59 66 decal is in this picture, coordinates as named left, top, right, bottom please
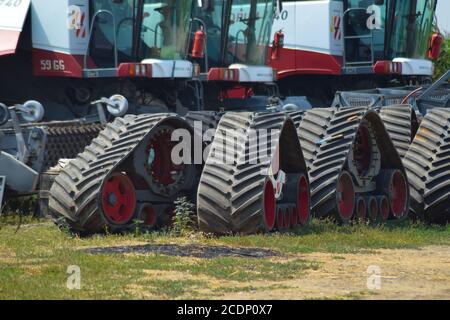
left=40, top=60, right=66, bottom=72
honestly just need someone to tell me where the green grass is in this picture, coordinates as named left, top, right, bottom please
left=205, top=219, right=450, bottom=254
left=0, top=217, right=448, bottom=299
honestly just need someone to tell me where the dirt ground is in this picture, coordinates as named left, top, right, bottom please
left=128, top=245, right=450, bottom=300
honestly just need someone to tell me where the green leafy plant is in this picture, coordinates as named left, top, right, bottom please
left=171, top=197, right=196, bottom=236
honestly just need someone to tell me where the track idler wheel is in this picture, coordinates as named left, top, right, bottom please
left=366, top=196, right=378, bottom=223
left=336, top=171, right=356, bottom=223
left=356, top=197, right=367, bottom=221
left=263, top=179, right=277, bottom=231
left=101, top=173, right=137, bottom=226
left=377, top=196, right=390, bottom=223
left=377, top=170, right=408, bottom=220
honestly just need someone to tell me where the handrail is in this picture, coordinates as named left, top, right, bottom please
left=83, top=10, right=119, bottom=70
left=234, top=29, right=246, bottom=63
left=342, top=7, right=374, bottom=67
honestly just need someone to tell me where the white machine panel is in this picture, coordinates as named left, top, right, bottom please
left=271, top=0, right=344, bottom=56
left=393, top=58, right=434, bottom=76
left=31, top=0, right=90, bottom=55
left=141, top=59, right=194, bottom=78
left=0, top=0, right=30, bottom=31
left=229, top=64, right=274, bottom=82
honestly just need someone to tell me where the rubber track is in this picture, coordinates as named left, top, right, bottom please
left=49, top=113, right=177, bottom=234
left=296, top=108, right=336, bottom=170
left=197, top=112, right=300, bottom=234
left=185, top=111, right=224, bottom=137
left=380, top=105, right=418, bottom=158
left=403, top=108, right=450, bottom=223
left=301, top=108, right=367, bottom=217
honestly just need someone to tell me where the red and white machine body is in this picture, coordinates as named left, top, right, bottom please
left=268, top=0, right=434, bottom=79
left=0, top=0, right=194, bottom=79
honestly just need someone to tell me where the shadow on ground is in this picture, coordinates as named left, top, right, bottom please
left=84, top=244, right=283, bottom=259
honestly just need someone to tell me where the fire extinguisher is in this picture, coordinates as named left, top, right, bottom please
left=191, top=27, right=206, bottom=59
left=428, top=32, right=443, bottom=60
left=271, top=30, right=284, bottom=60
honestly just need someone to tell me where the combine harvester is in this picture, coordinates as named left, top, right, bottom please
left=0, top=0, right=446, bottom=234
left=268, top=0, right=440, bottom=106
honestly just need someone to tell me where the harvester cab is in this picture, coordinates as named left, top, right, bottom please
left=188, top=0, right=282, bottom=110
left=341, top=0, right=437, bottom=77
left=83, top=0, right=193, bottom=79
left=268, top=0, right=439, bottom=106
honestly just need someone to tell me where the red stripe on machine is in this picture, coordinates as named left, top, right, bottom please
left=268, top=47, right=343, bottom=77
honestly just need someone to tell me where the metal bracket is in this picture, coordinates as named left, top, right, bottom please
left=0, top=175, right=5, bottom=212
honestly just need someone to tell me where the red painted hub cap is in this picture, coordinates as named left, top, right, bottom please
left=391, top=170, right=408, bottom=218
left=263, top=180, right=276, bottom=231
left=337, top=171, right=355, bottom=221
left=101, top=173, right=136, bottom=224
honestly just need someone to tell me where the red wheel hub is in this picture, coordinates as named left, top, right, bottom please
left=146, top=128, right=183, bottom=187
left=337, top=171, right=355, bottom=221
left=101, top=173, right=136, bottom=224
left=391, top=170, right=407, bottom=218
left=263, top=179, right=276, bottom=231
